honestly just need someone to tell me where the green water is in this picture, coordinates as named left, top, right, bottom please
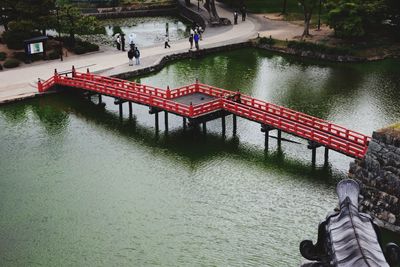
left=1, top=48, right=400, bottom=266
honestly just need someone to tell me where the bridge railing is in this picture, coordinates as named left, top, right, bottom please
left=192, top=99, right=223, bottom=117
left=170, top=84, right=197, bottom=98
left=56, top=75, right=195, bottom=117
left=223, top=100, right=366, bottom=158
left=226, top=94, right=371, bottom=147
left=75, top=72, right=167, bottom=98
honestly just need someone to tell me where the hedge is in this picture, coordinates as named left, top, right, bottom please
left=4, top=58, right=21, bottom=68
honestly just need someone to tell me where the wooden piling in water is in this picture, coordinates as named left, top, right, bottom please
left=233, top=114, right=237, bottom=136
left=164, top=111, right=169, bottom=133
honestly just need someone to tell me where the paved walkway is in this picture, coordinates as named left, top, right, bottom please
left=0, top=3, right=304, bottom=104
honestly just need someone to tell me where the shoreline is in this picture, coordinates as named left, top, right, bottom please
left=1, top=41, right=399, bottom=106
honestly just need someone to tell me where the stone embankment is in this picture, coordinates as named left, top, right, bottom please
left=349, top=124, right=400, bottom=231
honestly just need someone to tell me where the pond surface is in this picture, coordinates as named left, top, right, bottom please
left=84, top=16, right=189, bottom=49
left=1, top=48, right=400, bottom=266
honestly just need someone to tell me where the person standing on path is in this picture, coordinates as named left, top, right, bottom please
left=189, top=35, right=193, bottom=49
left=121, top=34, right=126, bottom=51
left=134, top=47, right=140, bottom=65
left=116, top=34, right=121, bottom=50
left=234, top=11, right=238, bottom=25
left=241, top=5, right=247, bottom=21
left=129, top=33, right=136, bottom=50
left=194, top=32, right=200, bottom=50
left=164, top=35, right=171, bottom=48
left=127, top=48, right=134, bottom=66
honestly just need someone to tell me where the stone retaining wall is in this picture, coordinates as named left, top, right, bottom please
left=111, top=42, right=251, bottom=80
left=256, top=43, right=367, bottom=63
left=349, top=124, right=400, bottom=231
left=85, top=6, right=178, bottom=19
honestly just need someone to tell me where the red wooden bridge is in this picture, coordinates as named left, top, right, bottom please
left=38, top=68, right=371, bottom=161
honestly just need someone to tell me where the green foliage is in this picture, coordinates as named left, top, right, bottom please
left=73, top=45, right=86, bottom=54
left=12, top=52, right=42, bottom=62
left=325, top=0, right=396, bottom=38
left=259, top=37, right=276, bottom=46
left=2, top=21, right=41, bottom=49
left=3, top=58, right=21, bottom=68
left=0, top=52, right=6, bottom=61
left=326, top=1, right=365, bottom=37
left=287, top=40, right=353, bottom=55
left=58, top=4, right=102, bottom=40
left=48, top=50, right=61, bottom=60
left=112, top=26, right=124, bottom=36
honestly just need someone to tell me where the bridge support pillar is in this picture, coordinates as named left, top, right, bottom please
left=233, top=114, right=237, bottom=136
left=261, top=124, right=275, bottom=151
left=308, top=141, right=322, bottom=166
left=98, top=94, right=102, bottom=104
left=221, top=116, right=226, bottom=137
left=164, top=111, right=169, bottom=133
left=119, top=103, right=123, bottom=121
left=128, top=102, right=133, bottom=119
left=155, top=112, right=159, bottom=133
left=183, top=117, right=187, bottom=131
left=324, top=147, right=329, bottom=163
left=203, top=122, right=207, bottom=135
left=277, top=129, right=282, bottom=147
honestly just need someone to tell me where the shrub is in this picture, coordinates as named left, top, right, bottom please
left=73, top=45, right=86, bottom=54
left=259, top=36, right=276, bottom=46
left=287, top=40, right=352, bottom=55
left=3, top=58, right=21, bottom=68
left=12, top=52, right=42, bottom=63
left=0, top=64, right=3, bottom=71
left=0, top=52, right=6, bottom=61
left=2, top=29, right=41, bottom=50
left=48, top=50, right=60, bottom=60
left=80, top=41, right=99, bottom=52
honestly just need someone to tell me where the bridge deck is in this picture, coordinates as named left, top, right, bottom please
left=38, top=69, right=371, bottom=159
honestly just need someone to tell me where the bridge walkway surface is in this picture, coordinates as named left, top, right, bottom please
left=39, top=70, right=371, bottom=159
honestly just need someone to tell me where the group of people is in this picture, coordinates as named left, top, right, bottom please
left=234, top=5, right=247, bottom=25
left=188, top=24, right=204, bottom=50
left=126, top=34, right=140, bottom=66
left=122, top=22, right=207, bottom=67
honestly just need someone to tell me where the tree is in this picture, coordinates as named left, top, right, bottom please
left=204, top=0, right=220, bottom=22
left=0, top=0, right=54, bottom=32
left=325, top=0, right=389, bottom=38
left=298, top=0, right=319, bottom=37
left=282, top=0, right=288, bottom=14
left=326, top=1, right=364, bottom=37
left=57, top=3, right=100, bottom=43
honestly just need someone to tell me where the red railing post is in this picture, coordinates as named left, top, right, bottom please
left=72, top=65, right=76, bottom=77
left=54, top=69, right=59, bottom=83
left=189, top=102, right=194, bottom=117
left=166, top=86, right=171, bottom=99
left=38, top=78, right=43, bottom=92
left=195, top=78, right=199, bottom=92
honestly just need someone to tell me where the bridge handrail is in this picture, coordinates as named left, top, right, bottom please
left=56, top=75, right=194, bottom=116
left=196, top=82, right=370, bottom=147
left=237, top=95, right=370, bottom=146
left=223, top=100, right=366, bottom=158
left=75, top=72, right=167, bottom=98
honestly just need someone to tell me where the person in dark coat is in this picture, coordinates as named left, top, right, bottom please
left=127, top=48, right=134, bottom=66
left=234, top=11, right=238, bottom=25
left=134, top=47, right=140, bottom=65
left=241, top=5, right=247, bottom=21
left=121, top=33, right=125, bottom=51
left=189, top=35, right=193, bottom=49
